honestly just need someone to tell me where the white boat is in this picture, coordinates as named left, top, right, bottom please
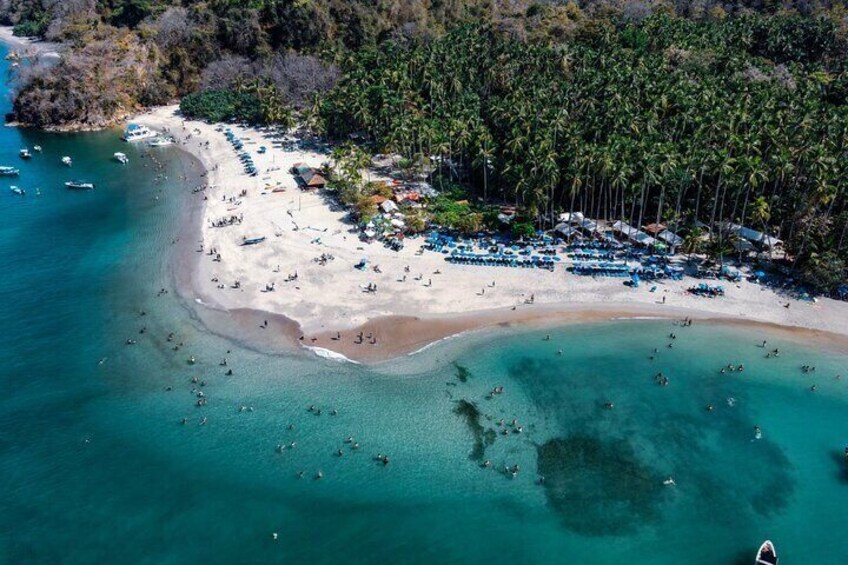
left=755, top=540, right=778, bottom=565
left=0, top=166, right=20, bottom=176
left=19, top=149, right=31, bottom=159
left=122, top=123, right=158, bottom=142
left=61, top=156, right=72, bottom=167
left=65, top=180, right=95, bottom=190
left=148, top=136, right=174, bottom=147
left=33, top=145, right=42, bottom=152
left=10, top=185, right=24, bottom=195
left=113, top=152, right=128, bottom=164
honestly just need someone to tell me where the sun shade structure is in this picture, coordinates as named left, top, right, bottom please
left=611, top=220, right=656, bottom=246
left=724, top=223, right=783, bottom=249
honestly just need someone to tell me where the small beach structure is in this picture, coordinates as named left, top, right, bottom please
left=656, top=229, right=683, bottom=252
left=379, top=200, right=399, bottom=214
left=291, top=163, right=327, bottom=189
left=558, top=212, right=598, bottom=235
left=723, top=222, right=783, bottom=250
left=554, top=222, right=581, bottom=240
left=611, top=220, right=656, bottom=247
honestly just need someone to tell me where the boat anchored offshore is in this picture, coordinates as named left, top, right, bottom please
left=113, top=152, right=128, bottom=164
left=755, top=540, right=778, bottom=565
left=33, top=145, right=42, bottom=152
left=65, top=180, right=95, bottom=190
left=61, top=156, right=72, bottom=167
left=0, top=166, right=20, bottom=176
left=10, top=185, right=25, bottom=195
left=19, top=149, right=31, bottom=159
left=122, top=123, right=158, bottom=142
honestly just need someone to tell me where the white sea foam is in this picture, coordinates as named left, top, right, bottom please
left=407, top=332, right=463, bottom=356
left=305, top=346, right=360, bottom=364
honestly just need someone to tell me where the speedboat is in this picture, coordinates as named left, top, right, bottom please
left=33, top=145, right=42, bottom=152
left=19, top=149, right=31, bottom=159
left=113, top=152, right=128, bottom=164
left=122, top=123, right=158, bottom=142
left=148, top=136, right=174, bottom=147
left=0, top=166, right=20, bottom=176
left=61, top=156, right=72, bottom=167
left=65, top=180, right=95, bottom=190
left=755, top=540, right=778, bottom=565
left=10, top=185, right=24, bottom=195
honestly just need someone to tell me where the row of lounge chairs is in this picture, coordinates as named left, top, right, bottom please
left=688, top=283, right=725, bottom=297
left=570, top=262, right=631, bottom=277
left=447, top=252, right=557, bottom=271
left=224, top=129, right=258, bottom=176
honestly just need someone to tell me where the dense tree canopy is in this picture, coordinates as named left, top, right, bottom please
left=4, top=0, right=848, bottom=289
left=319, top=16, right=848, bottom=290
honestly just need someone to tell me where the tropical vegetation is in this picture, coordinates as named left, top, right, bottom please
left=4, top=1, right=848, bottom=290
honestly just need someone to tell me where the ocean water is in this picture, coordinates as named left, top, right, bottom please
left=1, top=42, right=847, bottom=564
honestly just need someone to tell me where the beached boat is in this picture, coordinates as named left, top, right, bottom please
left=65, top=180, right=95, bottom=190
left=755, top=540, right=778, bottom=565
left=148, top=136, right=174, bottom=147
left=122, top=123, right=157, bottom=142
left=0, top=166, right=20, bottom=176
left=242, top=236, right=266, bottom=246
left=10, top=186, right=25, bottom=195
left=113, top=152, right=128, bottom=164
left=61, top=156, right=72, bottom=167
left=19, top=149, right=31, bottom=159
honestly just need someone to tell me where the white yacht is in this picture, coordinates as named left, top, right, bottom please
left=113, top=152, right=128, bottom=164
left=122, top=123, right=158, bottom=142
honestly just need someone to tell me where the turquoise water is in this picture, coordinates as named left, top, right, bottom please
left=1, top=42, right=848, bottom=564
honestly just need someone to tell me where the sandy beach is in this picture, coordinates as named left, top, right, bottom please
left=128, top=105, right=848, bottom=362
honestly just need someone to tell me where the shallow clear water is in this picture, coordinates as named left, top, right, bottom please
left=1, top=42, right=847, bottom=564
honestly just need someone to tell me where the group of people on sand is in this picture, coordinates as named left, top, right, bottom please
left=210, top=214, right=243, bottom=228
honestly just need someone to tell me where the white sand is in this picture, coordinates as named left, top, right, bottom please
left=132, top=105, right=848, bottom=343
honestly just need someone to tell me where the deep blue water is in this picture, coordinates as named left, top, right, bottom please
left=1, top=41, right=847, bottom=564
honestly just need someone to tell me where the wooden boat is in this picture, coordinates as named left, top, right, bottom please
left=755, top=540, right=778, bottom=565
left=65, top=180, right=95, bottom=190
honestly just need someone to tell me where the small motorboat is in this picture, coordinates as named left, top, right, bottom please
left=148, top=136, right=174, bottom=147
left=242, top=236, right=266, bottom=246
left=33, top=145, right=42, bottom=152
left=61, top=156, right=72, bottom=167
left=755, top=540, right=778, bottom=565
left=10, top=185, right=25, bottom=196
left=19, top=149, right=31, bottom=159
left=65, top=180, right=95, bottom=190
left=113, top=152, right=128, bottom=164
left=0, top=166, right=20, bottom=176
